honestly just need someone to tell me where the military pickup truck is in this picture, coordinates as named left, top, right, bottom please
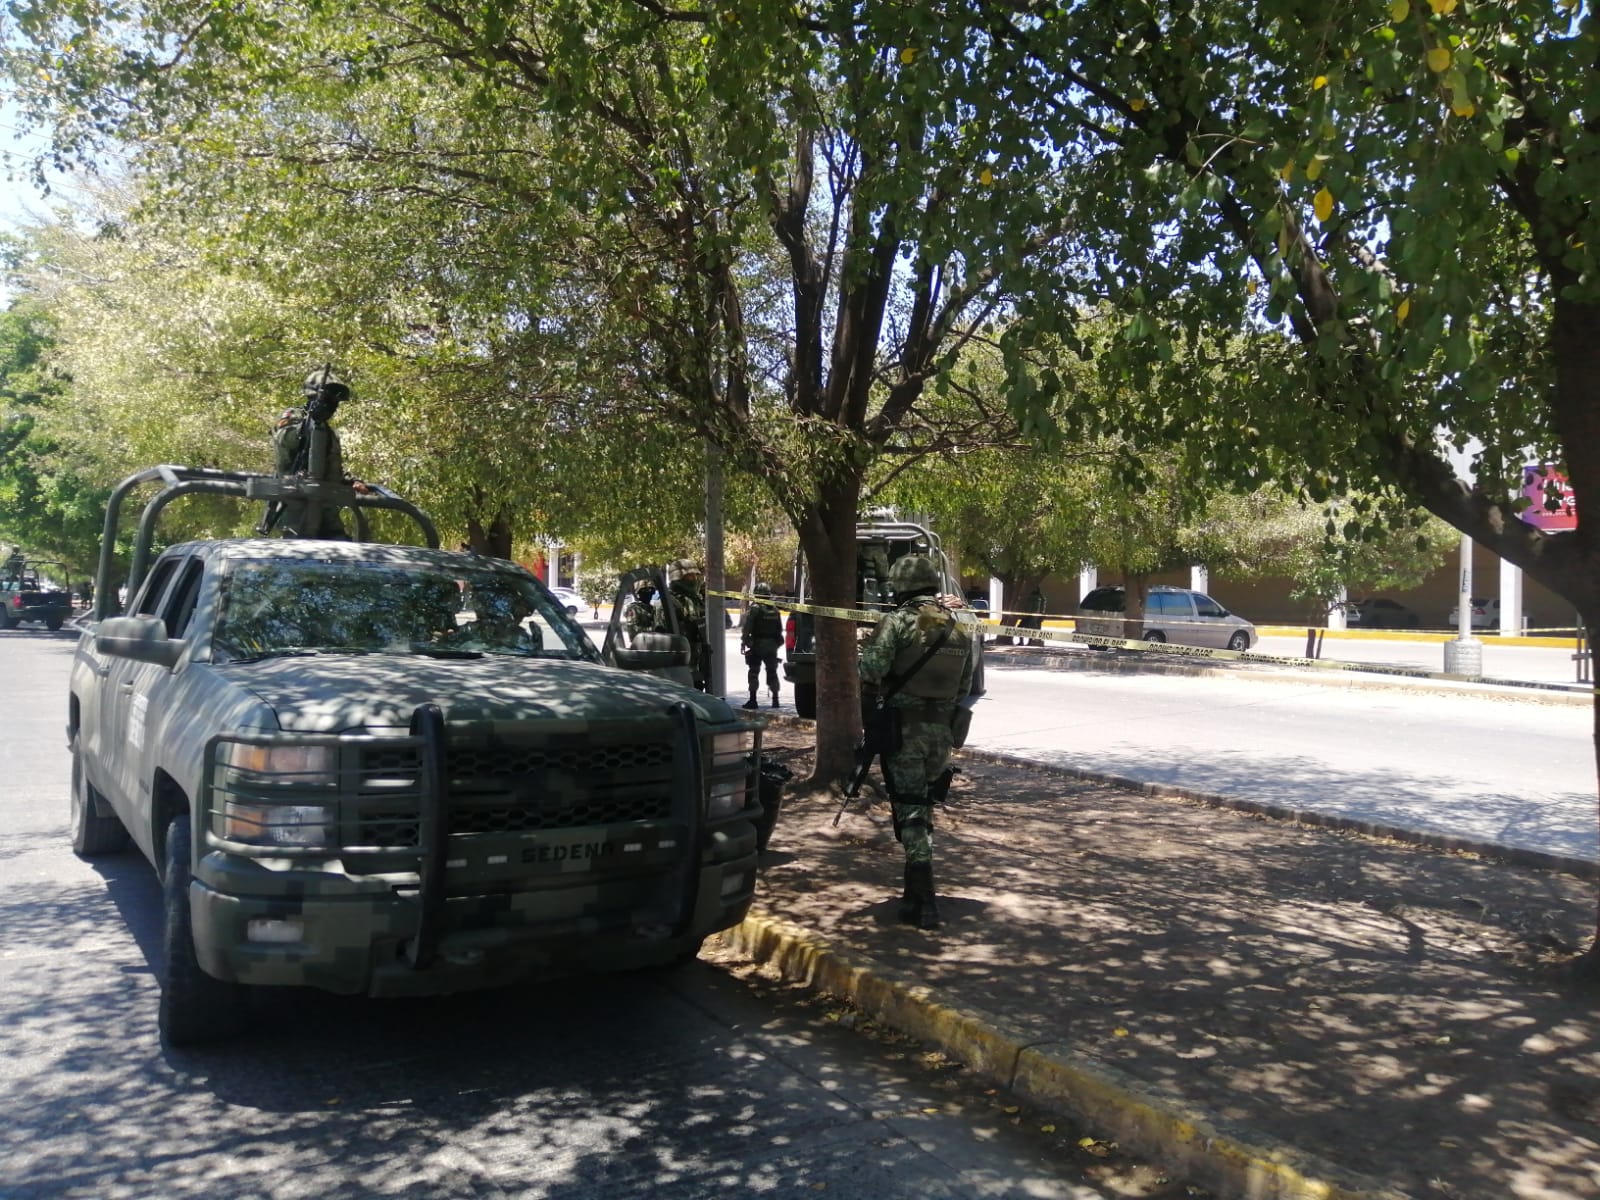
left=1, top=556, right=74, bottom=631
left=782, top=516, right=985, bottom=719
left=69, top=466, right=765, bottom=1045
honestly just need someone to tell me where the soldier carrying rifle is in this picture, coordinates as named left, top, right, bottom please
left=854, top=554, right=974, bottom=931
left=260, top=367, right=370, bottom=539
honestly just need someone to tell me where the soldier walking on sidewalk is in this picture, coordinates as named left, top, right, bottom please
left=858, top=555, right=974, bottom=930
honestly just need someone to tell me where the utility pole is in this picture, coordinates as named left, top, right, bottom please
left=705, top=440, right=727, bottom=697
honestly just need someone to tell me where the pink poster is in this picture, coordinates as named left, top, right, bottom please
left=1520, top=464, right=1578, bottom=531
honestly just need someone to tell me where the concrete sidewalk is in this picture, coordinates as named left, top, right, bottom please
left=715, top=722, right=1600, bottom=1200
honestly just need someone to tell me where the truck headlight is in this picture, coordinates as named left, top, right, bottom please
left=220, top=743, right=338, bottom=786
left=708, top=778, right=745, bottom=819
left=707, top=729, right=755, bottom=818
left=223, top=802, right=335, bottom=848
left=712, top=730, right=753, bottom=761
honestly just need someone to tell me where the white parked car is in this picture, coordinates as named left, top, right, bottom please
left=547, top=585, right=584, bottom=616
left=1448, top=597, right=1530, bottom=631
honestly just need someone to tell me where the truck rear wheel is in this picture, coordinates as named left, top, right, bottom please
left=159, top=816, right=251, bottom=1046
left=0, top=612, right=15, bottom=630
left=46, top=616, right=63, bottom=631
left=70, top=745, right=128, bottom=858
left=793, top=681, right=817, bottom=720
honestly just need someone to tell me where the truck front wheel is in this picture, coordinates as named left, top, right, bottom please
left=70, top=745, right=128, bottom=858
left=159, top=816, right=251, bottom=1046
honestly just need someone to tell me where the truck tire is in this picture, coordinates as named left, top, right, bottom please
left=46, top=616, right=63, bottom=631
left=159, top=816, right=250, bottom=1046
left=0, top=612, right=15, bottom=630
left=70, top=745, right=128, bottom=857
left=793, top=682, right=817, bottom=720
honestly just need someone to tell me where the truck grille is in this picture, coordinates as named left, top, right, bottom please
left=349, top=734, right=678, bottom=849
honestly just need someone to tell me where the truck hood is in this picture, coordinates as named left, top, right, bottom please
left=214, top=654, right=737, bottom=732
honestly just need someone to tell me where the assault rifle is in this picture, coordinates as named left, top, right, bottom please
left=835, top=699, right=895, bottom=826
left=833, top=610, right=957, bottom=826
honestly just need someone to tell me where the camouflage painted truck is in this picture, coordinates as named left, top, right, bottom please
left=782, top=515, right=985, bottom=719
left=1, top=555, right=74, bottom=631
left=68, top=466, right=766, bottom=1045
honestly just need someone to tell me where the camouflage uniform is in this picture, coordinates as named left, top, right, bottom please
left=270, top=370, right=355, bottom=540
left=661, top=560, right=709, bottom=691
left=858, top=557, right=974, bottom=930
left=623, top=581, right=658, bottom=640
left=740, top=583, right=783, bottom=709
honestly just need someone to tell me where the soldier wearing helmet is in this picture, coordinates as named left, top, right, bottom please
left=623, top=576, right=659, bottom=640
left=858, top=553, right=975, bottom=930
left=739, top=581, right=784, bottom=710
left=661, top=559, right=710, bottom=691
left=266, top=367, right=366, bottom=539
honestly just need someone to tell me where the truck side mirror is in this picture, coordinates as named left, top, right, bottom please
left=95, top=614, right=185, bottom=669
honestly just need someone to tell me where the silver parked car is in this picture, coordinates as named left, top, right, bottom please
left=1076, top=585, right=1257, bottom=652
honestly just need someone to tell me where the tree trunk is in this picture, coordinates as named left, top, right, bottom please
left=465, top=511, right=513, bottom=559
left=1122, top=575, right=1150, bottom=642
left=463, top=480, right=514, bottom=560
left=799, top=472, right=866, bottom=785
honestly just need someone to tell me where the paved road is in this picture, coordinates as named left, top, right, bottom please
left=0, top=629, right=1120, bottom=1200
left=969, top=658, right=1596, bottom=863
left=710, top=625, right=1598, bottom=865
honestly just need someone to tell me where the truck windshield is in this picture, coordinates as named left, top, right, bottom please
left=213, top=559, right=597, bottom=663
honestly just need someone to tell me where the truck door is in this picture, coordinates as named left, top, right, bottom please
left=104, top=557, right=201, bottom=817
left=94, top=556, right=179, bottom=808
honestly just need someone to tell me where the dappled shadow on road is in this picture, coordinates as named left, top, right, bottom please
left=755, top=728, right=1600, bottom=1200
left=1, top=845, right=1087, bottom=1200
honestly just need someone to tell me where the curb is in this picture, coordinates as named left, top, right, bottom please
left=716, top=911, right=1411, bottom=1200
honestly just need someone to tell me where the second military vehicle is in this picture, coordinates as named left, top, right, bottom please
left=1, top=555, right=74, bottom=631
left=782, top=515, right=985, bottom=719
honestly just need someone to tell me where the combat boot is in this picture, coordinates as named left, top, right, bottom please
left=741, top=691, right=759, bottom=710
left=909, top=861, right=940, bottom=930
left=770, top=690, right=780, bottom=708
left=897, top=862, right=921, bottom=925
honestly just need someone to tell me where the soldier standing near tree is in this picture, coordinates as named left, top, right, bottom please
left=858, top=554, right=974, bottom=930
left=740, top=581, right=784, bottom=709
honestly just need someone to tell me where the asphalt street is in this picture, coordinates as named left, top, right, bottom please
left=712, top=626, right=1599, bottom=865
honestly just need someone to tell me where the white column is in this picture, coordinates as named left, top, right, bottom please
left=1190, top=564, right=1209, bottom=594
left=1078, top=565, right=1098, bottom=604
left=1499, top=557, right=1523, bottom=635
left=988, top=577, right=1003, bottom=617
left=1444, top=534, right=1483, bottom=675
left=1328, top=586, right=1348, bottom=631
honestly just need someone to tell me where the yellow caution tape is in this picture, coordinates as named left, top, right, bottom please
left=710, top=589, right=1585, bottom=693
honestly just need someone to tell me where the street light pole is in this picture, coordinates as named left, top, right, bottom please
left=705, top=439, right=727, bottom=698
left=1443, top=532, right=1483, bottom=676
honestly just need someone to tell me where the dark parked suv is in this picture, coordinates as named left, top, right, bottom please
left=1076, top=585, right=1257, bottom=651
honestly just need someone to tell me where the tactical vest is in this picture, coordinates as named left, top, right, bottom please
left=745, top=603, right=782, bottom=641
left=889, top=600, right=972, bottom=699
